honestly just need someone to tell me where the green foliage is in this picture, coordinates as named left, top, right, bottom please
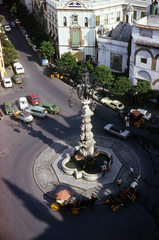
left=134, top=80, right=156, bottom=101
left=86, top=61, right=94, bottom=75
left=93, top=65, right=114, bottom=86
left=55, top=52, right=78, bottom=71
left=3, top=41, right=19, bottom=65
left=108, top=76, right=133, bottom=96
left=40, top=41, right=55, bottom=60
left=0, top=16, right=3, bottom=23
left=77, top=63, right=85, bottom=77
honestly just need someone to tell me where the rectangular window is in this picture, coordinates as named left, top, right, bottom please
left=104, top=14, right=108, bottom=24
left=72, top=31, right=80, bottom=45
left=141, top=12, right=146, bottom=18
left=133, top=11, right=137, bottom=20
left=141, top=58, right=147, bottom=64
left=117, top=12, right=120, bottom=21
left=96, top=16, right=100, bottom=26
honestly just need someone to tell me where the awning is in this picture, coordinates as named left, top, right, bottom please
left=71, top=51, right=84, bottom=62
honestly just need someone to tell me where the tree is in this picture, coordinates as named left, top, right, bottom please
left=0, top=16, right=3, bottom=24
left=134, top=80, right=157, bottom=101
left=40, top=41, right=55, bottom=63
left=3, top=41, right=19, bottom=65
left=55, top=51, right=78, bottom=71
left=108, top=76, right=133, bottom=97
left=93, top=64, right=114, bottom=88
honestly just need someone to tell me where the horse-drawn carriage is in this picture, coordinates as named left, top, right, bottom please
left=106, top=176, right=140, bottom=211
left=51, top=190, right=99, bottom=215
left=119, top=109, right=145, bottom=128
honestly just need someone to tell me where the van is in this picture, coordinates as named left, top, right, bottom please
left=26, top=106, right=47, bottom=118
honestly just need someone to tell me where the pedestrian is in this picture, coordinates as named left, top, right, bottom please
left=107, top=162, right=110, bottom=172
left=117, top=178, right=121, bottom=186
left=130, top=166, right=134, bottom=174
left=91, top=193, right=95, bottom=211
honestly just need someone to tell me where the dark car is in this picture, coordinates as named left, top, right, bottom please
left=10, top=22, right=16, bottom=28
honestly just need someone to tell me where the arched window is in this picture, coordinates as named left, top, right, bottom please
left=85, top=17, right=88, bottom=27
left=63, top=16, right=67, bottom=26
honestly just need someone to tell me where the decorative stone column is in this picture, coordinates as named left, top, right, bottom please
left=78, top=99, right=96, bottom=158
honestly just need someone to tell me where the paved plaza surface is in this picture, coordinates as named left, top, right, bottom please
left=33, top=136, right=141, bottom=203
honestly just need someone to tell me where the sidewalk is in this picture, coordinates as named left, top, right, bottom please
left=33, top=136, right=141, bottom=204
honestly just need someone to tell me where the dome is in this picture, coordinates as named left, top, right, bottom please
left=124, top=4, right=134, bottom=12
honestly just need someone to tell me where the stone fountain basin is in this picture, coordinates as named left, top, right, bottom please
left=52, top=146, right=121, bottom=183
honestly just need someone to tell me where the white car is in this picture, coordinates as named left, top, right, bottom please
left=32, top=45, right=39, bottom=52
left=3, top=77, right=13, bottom=88
left=103, top=123, right=130, bottom=139
left=130, top=108, right=151, bottom=121
left=14, top=63, right=24, bottom=74
left=26, top=106, right=47, bottom=118
left=14, top=111, right=33, bottom=123
left=25, top=34, right=31, bottom=42
left=4, top=25, right=11, bottom=32
left=19, top=97, right=28, bottom=110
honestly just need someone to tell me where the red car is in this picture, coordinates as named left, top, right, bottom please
left=27, top=93, right=40, bottom=105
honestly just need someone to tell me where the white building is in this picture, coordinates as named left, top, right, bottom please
left=129, top=0, right=159, bottom=90
left=31, top=0, right=146, bottom=62
left=97, top=4, right=133, bottom=74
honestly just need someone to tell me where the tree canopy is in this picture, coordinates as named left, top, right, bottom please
left=93, top=65, right=114, bottom=87
left=40, top=41, right=55, bottom=62
left=108, top=76, right=133, bottom=96
left=134, top=80, right=157, bottom=101
left=3, top=41, right=19, bottom=65
left=55, top=51, right=78, bottom=71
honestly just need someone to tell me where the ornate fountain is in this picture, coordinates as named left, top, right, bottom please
left=61, top=68, right=112, bottom=181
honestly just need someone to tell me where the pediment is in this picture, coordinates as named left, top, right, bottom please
left=65, top=1, right=86, bottom=9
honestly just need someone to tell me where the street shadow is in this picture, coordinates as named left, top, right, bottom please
left=2, top=178, right=94, bottom=240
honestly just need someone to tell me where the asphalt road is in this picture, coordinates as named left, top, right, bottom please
left=0, top=5, right=159, bottom=240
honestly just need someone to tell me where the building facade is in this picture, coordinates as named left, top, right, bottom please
left=31, top=0, right=146, bottom=62
left=129, top=0, right=159, bottom=90
left=97, top=5, right=133, bottom=74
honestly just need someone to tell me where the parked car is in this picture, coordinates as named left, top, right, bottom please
left=13, top=62, right=24, bottom=74
left=39, top=57, right=49, bottom=66
left=15, top=19, right=21, bottom=24
left=26, top=106, right=47, bottom=118
left=130, top=108, right=151, bottom=121
left=100, top=97, right=125, bottom=110
left=12, top=74, right=22, bottom=84
left=14, top=110, right=33, bottom=123
left=4, top=25, right=11, bottom=32
left=92, top=90, right=104, bottom=102
left=38, top=102, right=60, bottom=114
left=103, top=123, right=130, bottom=139
left=25, top=34, right=31, bottom=42
left=27, top=93, right=40, bottom=105
left=10, top=22, right=16, bottom=28
left=3, top=77, right=13, bottom=88
left=19, top=97, right=28, bottom=110
left=3, top=101, right=14, bottom=115
left=22, top=30, right=28, bottom=37
left=28, top=40, right=33, bottom=46
left=32, top=45, right=39, bottom=52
